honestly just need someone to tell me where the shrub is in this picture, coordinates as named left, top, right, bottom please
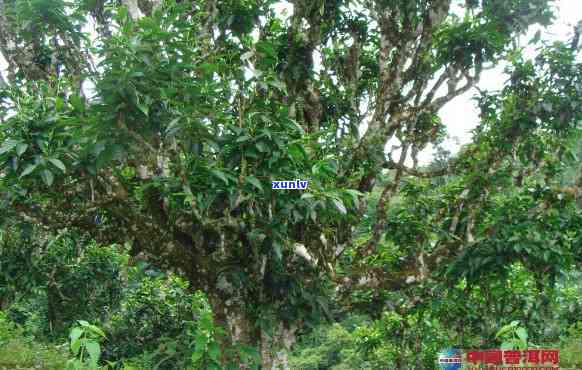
left=561, top=321, right=582, bottom=368
left=38, top=239, right=124, bottom=337
left=289, top=314, right=372, bottom=369
left=102, top=271, right=195, bottom=367
left=66, top=320, right=108, bottom=370
left=0, top=311, right=68, bottom=370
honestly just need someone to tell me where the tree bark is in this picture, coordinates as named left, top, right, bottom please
left=261, top=322, right=297, bottom=370
left=209, top=293, right=297, bottom=369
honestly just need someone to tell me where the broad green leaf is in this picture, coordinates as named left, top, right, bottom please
left=496, top=321, right=518, bottom=338
left=288, top=144, right=305, bottom=162
left=70, top=338, right=82, bottom=356
left=165, top=117, right=181, bottom=137
left=87, top=324, right=106, bottom=338
left=137, top=100, right=149, bottom=116
left=85, top=341, right=101, bottom=364
left=345, top=189, right=363, bottom=198
left=41, top=169, right=54, bottom=187
left=344, top=189, right=362, bottom=206
left=236, top=135, right=251, bottom=143
left=309, top=209, right=316, bottom=222
left=246, top=176, right=263, bottom=192
left=96, top=146, right=116, bottom=169
left=69, top=327, right=83, bottom=343
left=211, top=170, right=229, bottom=184
left=0, top=140, right=18, bottom=155
left=48, top=158, right=66, bottom=172
left=20, top=163, right=38, bottom=177
left=16, top=143, right=28, bottom=157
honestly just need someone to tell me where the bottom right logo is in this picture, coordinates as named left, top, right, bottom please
left=438, top=348, right=559, bottom=369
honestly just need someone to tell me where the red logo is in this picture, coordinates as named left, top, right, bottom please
left=466, top=349, right=559, bottom=369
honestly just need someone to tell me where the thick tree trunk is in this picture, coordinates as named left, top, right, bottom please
left=209, top=292, right=297, bottom=369
left=260, top=323, right=297, bottom=370
left=208, top=294, right=253, bottom=367
left=211, top=296, right=297, bottom=370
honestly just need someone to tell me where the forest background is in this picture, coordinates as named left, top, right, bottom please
left=0, top=0, right=581, bottom=369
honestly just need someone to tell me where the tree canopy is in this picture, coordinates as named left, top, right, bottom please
left=0, top=0, right=580, bottom=368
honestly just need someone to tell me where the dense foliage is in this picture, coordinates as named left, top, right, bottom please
left=0, top=0, right=580, bottom=368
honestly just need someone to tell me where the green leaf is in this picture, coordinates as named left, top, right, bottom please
left=191, top=350, right=203, bottom=364
left=85, top=341, right=101, bottom=364
left=165, top=117, right=181, bottom=137
left=137, top=100, right=149, bottom=116
left=199, top=63, right=218, bottom=74
left=41, top=169, right=54, bottom=186
left=255, top=141, right=268, bottom=153
left=332, top=199, right=347, bottom=215
left=87, top=324, right=106, bottom=338
left=48, top=158, right=66, bottom=172
left=0, top=140, right=18, bottom=155
left=273, top=242, right=282, bottom=261
left=345, top=189, right=363, bottom=198
left=20, top=163, right=38, bottom=178
left=246, top=176, right=263, bottom=192
left=496, top=321, right=519, bottom=338
left=516, top=327, right=528, bottom=342
left=208, top=342, right=220, bottom=362
left=500, top=341, right=514, bottom=350
left=70, top=338, right=82, bottom=356
left=344, top=189, right=362, bottom=205
left=288, top=144, right=305, bottom=162
left=16, top=143, right=28, bottom=157
left=55, top=96, right=64, bottom=111
left=236, top=135, right=251, bottom=143
left=69, top=94, right=85, bottom=111
left=211, top=169, right=229, bottom=184
left=194, top=334, right=208, bottom=352
left=95, top=146, right=117, bottom=170
left=69, top=327, right=83, bottom=343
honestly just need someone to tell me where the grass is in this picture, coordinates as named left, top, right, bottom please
left=0, top=338, right=68, bottom=370
left=0, top=312, right=68, bottom=370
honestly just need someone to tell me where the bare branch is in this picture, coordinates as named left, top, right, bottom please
left=383, top=159, right=454, bottom=178
left=428, top=71, right=479, bottom=111
left=422, top=65, right=456, bottom=106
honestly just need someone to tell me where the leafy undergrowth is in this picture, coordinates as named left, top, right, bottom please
left=561, top=322, right=582, bottom=369
left=0, top=312, right=67, bottom=370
